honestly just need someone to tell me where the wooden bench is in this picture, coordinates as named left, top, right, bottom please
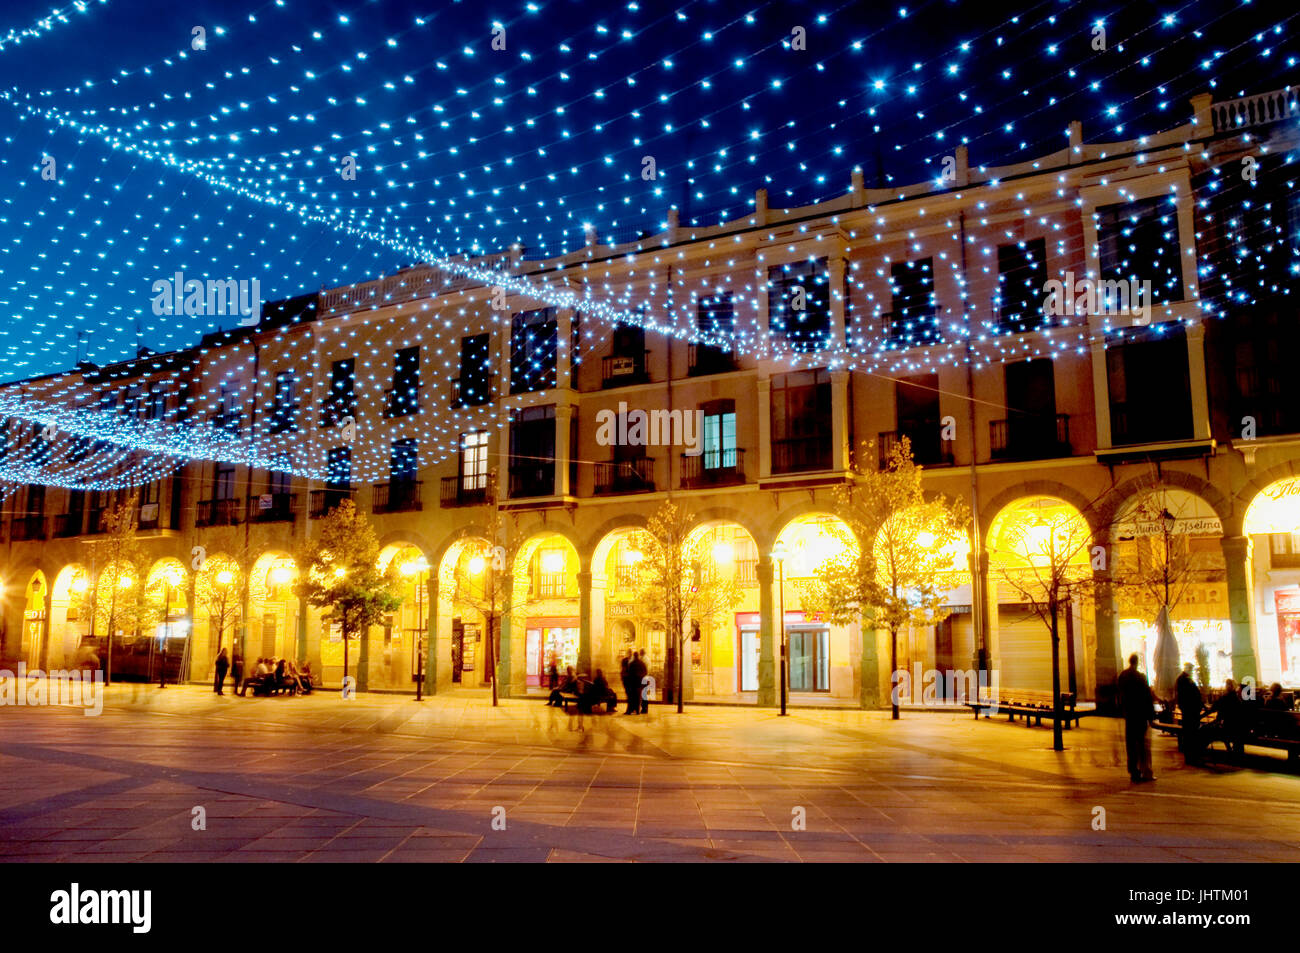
left=552, top=688, right=619, bottom=714
left=970, top=690, right=1082, bottom=728
left=1202, top=707, right=1300, bottom=763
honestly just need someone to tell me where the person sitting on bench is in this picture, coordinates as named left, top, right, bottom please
left=578, top=669, right=612, bottom=714
left=547, top=667, right=577, bottom=706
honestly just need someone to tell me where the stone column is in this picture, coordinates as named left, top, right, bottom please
left=423, top=574, right=438, bottom=696
left=859, top=610, right=880, bottom=709
left=577, top=570, right=593, bottom=674
left=757, top=559, right=776, bottom=705
left=498, top=573, right=518, bottom=697
left=555, top=403, right=574, bottom=497
left=1185, top=322, right=1211, bottom=441
left=1092, top=568, right=1121, bottom=713
left=757, top=376, right=772, bottom=478
left=1221, top=536, right=1259, bottom=684
left=1089, top=339, right=1112, bottom=449
left=830, top=370, right=850, bottom=472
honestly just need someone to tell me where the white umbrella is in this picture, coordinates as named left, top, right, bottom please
left=1152, top=605, right=1181, bottom=700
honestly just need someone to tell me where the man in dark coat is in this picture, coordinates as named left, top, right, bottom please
left=213, top=648, right=229, bottom=695
left=620, top=651, right=633, bottom=714
left=1117, top=653, right=1155, bottom=782
left=1211, top=678, right=1244, bottom=758
left=1174, top=662, right=1203, bottom=762
left=626, top=651, right=648, bottom=715
left=231, top=652, right=244, bottom=697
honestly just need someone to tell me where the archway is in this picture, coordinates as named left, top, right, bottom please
left=371, top=543, right=425, bottom=691
left=247, top=552, right=299, bottom=669
left=50, top=563, right=91, bottom=671
left=510, top=533, right=580, bottom=691
left=20, top=570, right=48, bottom=669
left=773, top=513, right=859, bottom=700
left=1242, top=476, right=1300, bottom=682
left=435, top=536, right=493, bottom=690
left=987, top=496, right=1092, bottom=698
left=143, top=559, right=189, bottom=684
left=1111, top=488, right=1227, bottom=689
left=193, top=554, right=243, bottom=679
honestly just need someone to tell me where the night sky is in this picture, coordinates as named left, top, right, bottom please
left=0, top=0, right=1292, bottom=379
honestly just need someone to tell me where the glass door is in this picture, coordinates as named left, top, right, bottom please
left=739, top=627, right=759, bottom=692
left=788, top=626, right=830, bottom=692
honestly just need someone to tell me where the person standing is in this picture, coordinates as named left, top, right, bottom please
left=620, top=651, right=632, bottom=714
left=214, top=648, right=229, bottom=695
left=1211, top=678, right=1244, bottom=759
left=626, top=651, right=647, bottom=715
left=1117, top=653, right=1155, bottom=782
left=231, top=651, right=244, bottom=698
left=1174, top=662, right=1203, bottom=764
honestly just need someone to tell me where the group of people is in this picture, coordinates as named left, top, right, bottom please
left=621, top=650, right=651, bottom=715
left=1119, top=653, right=1295, bottom=781
left=544, top=665, right=615, bottom=713
left=212, top=647, right=314, bottom=697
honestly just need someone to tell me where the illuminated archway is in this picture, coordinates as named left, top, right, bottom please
left=510, top=533, right=580, bottom=689
left=49, top=563, right=91, bottom=671
left=365, top=543, right=424, bottom=690
left=247, top=552, right=299, bottom=666
left=20, top=570, right=48, bottom=668
left=436, top=536, right=493, bottom=688
left=193, top=553, right=242, bottom=677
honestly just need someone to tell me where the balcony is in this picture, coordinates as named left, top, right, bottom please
left=594, top=457, right=656, bottom=495
left=681, top=448, right=746, bottom=488
left=772, top=436, right=832, bottom=475
left=450, top=375, right=493, bottom=407
left=1110, top=404, right=1193, bottom=448
left=384, top=384, right=422, bottom=419
left=373, top=480, right=422, bottom=514
left=53, top=512, right=84, bottom=538
left=247, top=492, right=297, bottom=523
left=10, top=515, right=46, bottom=542
left=990, top=414, right=1071, bottom=461
left=879, top=430, right=954, bottom=468
left=602, top=351, right=651, bottom=388
left=687, top=343, right=740, bottom=377
left=196, top=498, right=242, bottom=528
left=309, top=488, right=353, bottom=519
left=440, top=476, right=490, bottom=507
left=509, top=463, right=555, bottom=499
left=138, top=503, right=162, bottom=531
left=884, top=310, right=942, bottom=350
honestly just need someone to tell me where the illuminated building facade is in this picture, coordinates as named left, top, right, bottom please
left=2, top=87, right=1299, bottom=708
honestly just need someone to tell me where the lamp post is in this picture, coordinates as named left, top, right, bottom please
left=402, top=556, right=430, bottom=701
left=771, top=539, right=788, bottom=716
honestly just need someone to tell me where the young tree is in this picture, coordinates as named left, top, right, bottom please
left=77, top=502, right=150, bottom=683
left=296, top=500, right=403, bottom=689
left=989, top=497, right=1100, bottom=751
left=194, top=552, right=246, bottom=663
left=439, top=520, right=514, bottom=708
left=630, top=499, right=740, bottom=713
left=800, top=437, right=969, bottom=720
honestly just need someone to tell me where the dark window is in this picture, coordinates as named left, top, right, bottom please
left=1106, top=323, right=1192, bottom=445
left=510, top=308, right=558, bottom=394
left=387, top=347, right=421, bottom=417
left=997, top=238, right=1049, bottom=332
left=390, top=438, right=419, bottom=482
left=268, top=469, right=292, bottom=495
left=768, top=259, right=831, bottom=352
left=326, top=447, right=352, bottom=489
left=509, top=404, right=556, bottom=497
left=269, top=371, right=298, bottom=433
left=322, top=358, right=355, bottom=423
left=603, top=318, right=649, bottom=386
left=214, top=461, right=236, bottom=500
left=455, top=335, right=492, bottom=406
left=888, top=375, right=950, bottom=466
left=771, top=369, right=832, bottom=473
left=216, top=384, right=240, bottom=435
left=691, top=293, right=738, bottom=375
left=144, top=385, right=167, bottom=421
left=992, top=360, right=1068, bottom=460
left=887, top=258, right=938, bottom=347
left=1097, top=196, right=1184, bottom=307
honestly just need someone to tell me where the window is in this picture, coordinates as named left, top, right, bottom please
left=144, top=385, right=167, bottom=421
left=691, top=293, right=737, bottom=375
left=460, top=431, right=489, bottom=491
left=122, top=384, right=143, bottom=419
left=997, top=238, right=1049, bottom=333
left=537, top=548, right=566, bottom=597
left=455, top=335, right=492, bottom=406
left=268, top=469, right=292, bottom=495
left=216, top=384, right=240, bottom=435
left=770, top=369, right=832, bottom=473
left=701, top=399, right=737, bottom=470
left=1106, top=323, right=1192, bottom=445
left=768, top=259, right=831, bottom=352
left=891, top=375, right=948, bottom=466
left=887, top=258, right=938, bottom=347
left=322, top=358, right=355, bottom=423
left=269, top=371, right=298, bottom=433
left=510, top=308, right=558, bottom=394
left=390, top=438, right=419, bottom=482
left=1097, top=196, right=1184, bottom=307
left=603, top=319, right=649, bottom=386
left=386, top=346, right=421, bottom=418
left=509, top=404, right=556, bottom=497
left=214, top=461, right=236, bottom=500
left=326, top=447, right=352, bottom=489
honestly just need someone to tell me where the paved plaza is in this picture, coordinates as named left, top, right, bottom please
left=1, top=684, right=1298, bottom=863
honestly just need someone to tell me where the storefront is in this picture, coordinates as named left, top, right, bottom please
left=525, top=617, right=579, bottom=685
left=1274, top=588, right=1300, bottom=683
left=735, top=610, right=831, bottom=694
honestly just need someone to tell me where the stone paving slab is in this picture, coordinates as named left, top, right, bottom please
left=1, top=683, right=1298, bottom=862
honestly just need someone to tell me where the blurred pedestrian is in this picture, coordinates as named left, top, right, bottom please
left=1117, top=653, right=1155, bottom=782
left=626, top=650, right=647, bottom=715
left=231, top=651, right=244, bottom=696
left=1175, top=662, right=1202, bottom=764
left=1211, top=678, right=1244, bottom=758
left=213, top=648, right=229, bottom=695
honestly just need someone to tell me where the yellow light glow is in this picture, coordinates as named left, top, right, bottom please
left=623, top=547, right=643, bottom=564
left=541, top=550, right=565, bottom=574
left=165, top=566, right=185, bottom=586
left=332, top=567, right=346, bottom=579
left=70, top=577, right=88, bottom=594
left=712, top=541, right=734, bottom=564
left=216, top=570, right=234, bottom=586
left=270, top=565, right=293, bottom=586
left=467, top=555, right=486, bottom=575
left=916, top=531, right=936, bottom=548
left=118, top=575, right=133, bottom=589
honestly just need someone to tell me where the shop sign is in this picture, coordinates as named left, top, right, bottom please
left=1120, top=516, right=1222, bottom=537
left=608, top=603, right=635, bottom=616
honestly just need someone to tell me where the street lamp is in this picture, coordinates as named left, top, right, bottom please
left=771, top=538, right=788, bottom=716
left=401, top=555, right=430, bottom=701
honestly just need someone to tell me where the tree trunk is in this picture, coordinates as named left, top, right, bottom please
left=1050, top=600, right=1064, bottom=751
left=890, top=624, right=899, bottom=720
left=342, top=608, right=350, bottom=691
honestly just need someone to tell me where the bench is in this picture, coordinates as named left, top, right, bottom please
left=1201, top=706, right=1300, bottom=763
left=551, top=687, right=619, bottom=714
left=970, top=690, right=1082, bottom=728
